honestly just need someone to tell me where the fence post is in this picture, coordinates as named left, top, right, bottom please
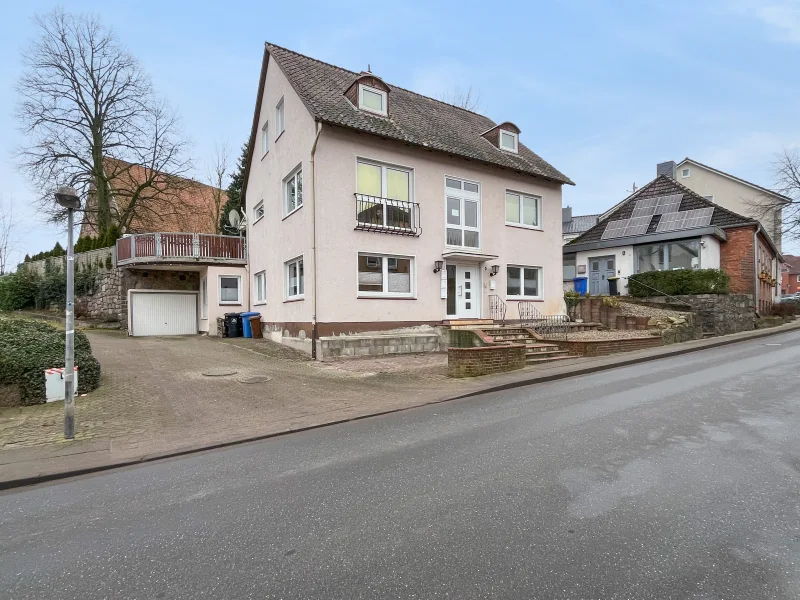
left=130, top=235, right=136, bottom=260
left=155, top=233, right=162, bottom=258
left=193, top=233, right=200, bottom=258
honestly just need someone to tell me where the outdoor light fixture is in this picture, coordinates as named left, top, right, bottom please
left=433, top=260, right=443, bottom=273
left=490, top=265, right=500, bottom=277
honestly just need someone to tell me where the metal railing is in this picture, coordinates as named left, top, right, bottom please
left=489, top=294, right=507, bottom=324
left=116, top=233, right=246, bottom=265
left=354, top=193, right=421, bottom=236
left=518, top=301, right=570, bottom=340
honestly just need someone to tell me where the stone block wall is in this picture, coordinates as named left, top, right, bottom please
left=320, top=333, right=440, bottom=358
left=636, top=294, right=754, bottom=336
left=448, top=344, right=526, bottom=377
left=551, top=336, right=663, bottom=357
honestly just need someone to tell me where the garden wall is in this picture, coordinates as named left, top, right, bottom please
left=448, top=345, right=526, bottom=377
left=631, top=294, right=754, bottom=336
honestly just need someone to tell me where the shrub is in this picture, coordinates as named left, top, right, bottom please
left=564, top=290, right=582, bottom=316
left=0, top=266, right=98, bottom=311
left=770, top=302, right=798, bottom=317
left=0, top=317, right=101, bottom=405
left=0, top=270, right=39, bottom=311
left=628, top=269, right=730, bottom=297
left=601, top=296, right=621, bottom=308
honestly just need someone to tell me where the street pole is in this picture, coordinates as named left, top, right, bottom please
left=55, top=187, right=81, bottom=440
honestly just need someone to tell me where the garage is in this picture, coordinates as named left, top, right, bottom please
left=129, top=291, right=198, bottom=336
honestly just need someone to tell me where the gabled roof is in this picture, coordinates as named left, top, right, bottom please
left=243, top=42, right=572, bottom=201
left=567, top=175, right=757, bottom=247
left=563, top=213, right=600, bottom=235
left=783, top=254, right=800, bottom=274
left=678, top=157, right=792, bottom=203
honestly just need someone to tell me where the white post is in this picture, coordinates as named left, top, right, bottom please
left=64, top=208, right=75, bottom=439
left=155, top=233, right=162, bottom=257
left=193, top=233, right=200, bottom=258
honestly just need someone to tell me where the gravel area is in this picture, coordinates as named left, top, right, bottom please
left=543, top=330, right=660, bottom=341
left=617, top=301, right=689, bottom=319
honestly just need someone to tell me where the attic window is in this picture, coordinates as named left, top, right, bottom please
left=500, top=130, right=518, bottom=153
left=359, top=84, right=387, bottom=116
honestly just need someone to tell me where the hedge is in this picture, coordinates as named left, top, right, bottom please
left=0, top=266, right=97, bottom=311
left=627, top=269, right=730, bottom=297
left=0, top=317, right=101, bottom=405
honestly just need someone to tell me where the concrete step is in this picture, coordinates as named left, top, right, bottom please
left=526, top=355, right=579, bottom=365
left=525, top=345, right=565, bottom=354
left=525, top=350, right=570, bottom=358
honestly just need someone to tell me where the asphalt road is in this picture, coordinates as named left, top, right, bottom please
left=3, top=331, right=800, bottom=600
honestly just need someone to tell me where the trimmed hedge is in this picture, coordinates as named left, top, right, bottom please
left=628, top=269, right=730, bottom=297
left=0, top=317, right=101, bottom=405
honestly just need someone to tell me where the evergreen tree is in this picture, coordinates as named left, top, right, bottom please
left=24, top=254, right=31, bottom=262
left=219, top=141, right=247, bottom=236
left=52, top=241, right=65, bottom=256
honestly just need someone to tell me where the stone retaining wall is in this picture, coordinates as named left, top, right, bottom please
left=448, top=345, right=527, bottom=377
left=632, top=294, right=754, bottom=335
left=320, top=333, right=440, bottom=358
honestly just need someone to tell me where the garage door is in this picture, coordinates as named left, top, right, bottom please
left=130, top=292, right=198, bottom=336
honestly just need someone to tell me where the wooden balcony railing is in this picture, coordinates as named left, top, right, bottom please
left=116, top=233, right=246, bottom=266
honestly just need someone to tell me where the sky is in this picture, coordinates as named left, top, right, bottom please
left=1, top=0, right=799, bottom=266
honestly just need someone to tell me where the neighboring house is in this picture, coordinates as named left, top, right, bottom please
left=241, top=42, right=573, bottom=349
left=781, top=255, right=800, bottom=295
left=564, top=175, right=782, bottom=314
left=562, top=207, right=599, bottom=244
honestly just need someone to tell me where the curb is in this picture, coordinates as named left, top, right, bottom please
left=2, top=321, right=799, bottom=492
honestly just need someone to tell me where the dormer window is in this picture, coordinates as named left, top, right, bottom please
left=359, top=84, right=387, bottom=116
left=500, top=130, right=518, bottom=153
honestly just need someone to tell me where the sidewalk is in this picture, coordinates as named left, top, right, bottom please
left=2, top=320, right=799, bottom=489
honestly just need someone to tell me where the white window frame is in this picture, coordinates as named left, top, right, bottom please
left=506, top=265, right=543, bottom=300
left=253, top=200, right=265, bottom=224
left=505, top=190, right=542, bottom=230
left=796, top=275, right=800, bottom=283
left=261, top=122, right=269, bottom=156
left=218, top=274, right=242, bottom=305
left=285, top=256, right=304, bottom=300
left=681, top=167, right=691, bottom=178
left=276, top=97, right=285, bottom=137
left=444, top=176, right=482, bottom=249
left=283, top=165, right=303, bottom=217
left=253, top=270, right=266, bottom=305
left=358, top=84, right=387, bottom=116
left=356, top=252, right=416, bottom=299
left=355, top=157, right=415, bottom=230
left=200, top=277, right=208, bottom=319
left=499, top=130, right=519, bottom=153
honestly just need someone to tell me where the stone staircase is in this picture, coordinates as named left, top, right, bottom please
left=482, top=327, right=576, bottom=365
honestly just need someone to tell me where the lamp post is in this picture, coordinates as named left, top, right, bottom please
left=54, top=187, right=81, bottom=440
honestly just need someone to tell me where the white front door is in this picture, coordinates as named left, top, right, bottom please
left=446, top=264, right=480, bottom=318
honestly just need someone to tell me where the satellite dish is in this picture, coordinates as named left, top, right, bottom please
left=228, top=210, right=240, bottom=228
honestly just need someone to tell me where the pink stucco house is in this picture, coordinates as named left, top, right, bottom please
left=242, top=42, right=573, bottom=354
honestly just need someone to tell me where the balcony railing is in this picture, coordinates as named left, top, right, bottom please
left=354, top=193, right=421, bottom=236
left=116, top=233, right=247, bottom=266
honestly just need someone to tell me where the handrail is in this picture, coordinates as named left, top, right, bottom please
left=518, top=301, right=570, bottom=340
left=116, top=233, right=246, bottom=264
left=354, top=193, right=421, bottom=236
left=489, top=294, right=507, bottom=324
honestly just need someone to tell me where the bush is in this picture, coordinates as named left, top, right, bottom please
left=0, top=317, right=101, bottom=405
left=0, top=270, right=39, bottom=311
left=0, top=266, right=98, bottom=311
left=770, top=302, right=799, bottom=317
left=628, top=269, right=730, bottom=298
left=601, top=296, right=621, bottom=308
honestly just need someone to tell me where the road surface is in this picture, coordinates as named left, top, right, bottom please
left=3, top=330, right=800, bottom=599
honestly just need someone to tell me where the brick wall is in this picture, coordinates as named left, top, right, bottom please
left=448, top=345, right=526, bottom=377
left=720, top=226, right=755, bottom=295
left=551, top=336, right=662, bottom=357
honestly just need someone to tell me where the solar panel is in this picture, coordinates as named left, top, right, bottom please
left=655, top=212, right=685, bottom=232
left=601, top=218, right=630, bottom=240
left=654, top=193, right=683, bottom=215
left=624, top=215, right=653, bottom=236
left=631, top=197, right=658, bottom=218
left=655, top=207, right=715, bottom=232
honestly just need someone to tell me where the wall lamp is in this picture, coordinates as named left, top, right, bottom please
left=489, top=265, right=500, bottom=277
left=433, top=260, right=443, bottom=273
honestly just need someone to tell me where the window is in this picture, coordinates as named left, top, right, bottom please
left=704, top=195, right=714, bottom=201
left=261, top=122, right=269, bottom=155
left=445, top=176, right=481, bottom=248
left=505, top=191, right=541, bottom=228
left=681, top=168, right=690, bottom=178
left=357, top=253, right=414, bottom=297
left=359, top=84, right=387, bottom=116
left=356, top=159, right=413, bottom=230
left=254, top=271, right=266, bottom=304
left=284, top=167, right=303, bottom=215
left=285, top=257, right=304, bottom=299
left=635, top=240, right=700, bottom=273
left=500, top=130, right=518, bottom=153
left=200, top=277, right=208, bottom=319
left=797, top=275, right=800, bottom=283
left=219, top=275, right=241, bottom=304
left=253, top=201, right=264, bottom=223
left=276, top=98, right=285, bottom=137
left=563, top=256, right=576, bottom=281
left=507, top=266, right=542, bottom=299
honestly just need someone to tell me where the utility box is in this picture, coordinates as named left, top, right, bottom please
left=45, top=366, right=79, bottom=402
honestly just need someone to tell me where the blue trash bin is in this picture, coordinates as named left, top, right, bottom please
left=240, top=312, right=261, bottom=338
left=573, top=277, right=588, bottom=296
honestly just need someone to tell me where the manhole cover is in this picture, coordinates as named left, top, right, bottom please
left=202, top=367, right=238, bottom=377
left=238, top=375, right=272, bottom=384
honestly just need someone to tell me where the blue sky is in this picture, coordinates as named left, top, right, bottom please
left=2, top=0, right=799, bottom=265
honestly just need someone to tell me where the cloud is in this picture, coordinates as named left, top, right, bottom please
left=726, top=0, right=800, bottom=43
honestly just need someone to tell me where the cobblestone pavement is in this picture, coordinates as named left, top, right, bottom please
left=0, top=332, right=461, bottom=458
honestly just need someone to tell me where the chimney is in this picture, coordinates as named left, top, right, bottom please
left=562, top=206, right=573, bottom=224
left=657, top=161, right=677, bottom=179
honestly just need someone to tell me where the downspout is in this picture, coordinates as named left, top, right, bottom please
left=310, top=121, right=322, bottom=359
left=753, top=224, right=761, bottom=316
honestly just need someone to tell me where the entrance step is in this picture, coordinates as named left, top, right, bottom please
left=443, top=319, right=494, bottom=329
left=526, top=355, right=579, bottom=365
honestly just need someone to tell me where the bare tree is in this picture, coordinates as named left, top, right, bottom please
left=438, top=85, right=482, bottom=111
left=205, top=141, right=231, bottom=235
left=771, top=148, right=800, bottom=244
left=16, top=8, right=191, bottom=234
left=0, top=197, right=21, bottom=275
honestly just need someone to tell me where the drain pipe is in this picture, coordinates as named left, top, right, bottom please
left=310, top=121, right=322, bottom=359
left=753, top=223, right=761, bottom=316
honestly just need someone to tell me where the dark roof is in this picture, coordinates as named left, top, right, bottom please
left=679, top=158, right=792, bottom=203
left=567, top=175, right=756, bottom=246
left=563, top=214, right=600, bottom=235
left=783, top=254, right=800, bottom=274
left=263, top=43, right=573, bottom=185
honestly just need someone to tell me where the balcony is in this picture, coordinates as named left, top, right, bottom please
left=354, top=193, right=421, bottom=236
left=116, top=233, right=247, bottom=267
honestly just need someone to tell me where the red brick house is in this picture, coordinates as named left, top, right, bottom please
left=564, top=175, right=782, bottom=313
left=781, top=255, right=800, bottom=295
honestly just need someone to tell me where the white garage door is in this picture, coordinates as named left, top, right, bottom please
left=130, top=292, right=198, bottom=336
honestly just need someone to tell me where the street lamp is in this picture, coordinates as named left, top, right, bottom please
left=54, top=186, right=81, bottom=440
